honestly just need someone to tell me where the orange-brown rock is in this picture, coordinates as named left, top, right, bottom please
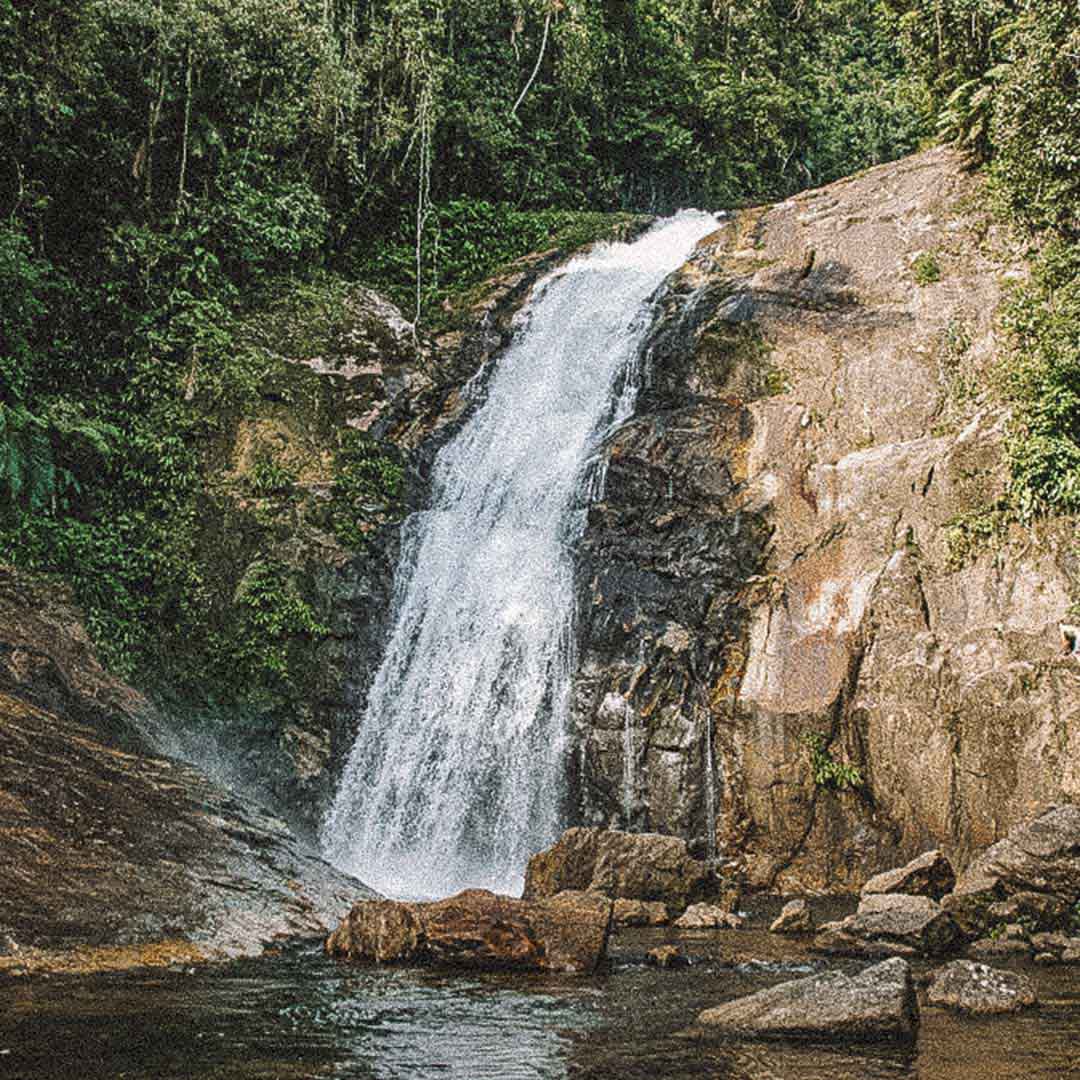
left=523, top=827, right=712, bottom=915
left=613, top=899, right=670, bottom=926
left=326, top=888, right=612, bottom=974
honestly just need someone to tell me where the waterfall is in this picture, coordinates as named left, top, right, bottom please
left=320, top=212, right=717, bottom=899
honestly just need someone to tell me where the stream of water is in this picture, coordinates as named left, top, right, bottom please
left=320, top=213, right=718, bottom=899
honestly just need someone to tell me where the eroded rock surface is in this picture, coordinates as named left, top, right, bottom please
left=674, top=903, right=743, bottom=930
left=571, top=145, right=1080, bottom=891
left=696, top=956, right=919, bottom=1041
left=926, top=960, right=1038, bottom=1014
left=941, top=805, right=1080, bottom=935
left=770, top=899, right=813, bottom=934
left=326, top=888, right=612, bottom=974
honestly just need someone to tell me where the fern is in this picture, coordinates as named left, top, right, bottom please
left=0, top=401, right=118, bottom=513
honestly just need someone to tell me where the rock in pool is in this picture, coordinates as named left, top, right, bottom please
left=326, top=888, right=613, bottom=974
left=696, top=957, right=919, bottom=1042
left=926, top=960, right=1038, bottom=1014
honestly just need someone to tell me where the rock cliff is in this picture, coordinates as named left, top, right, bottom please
left=0, top=570, right=374, bottom=976
left=572, top=147, right=1079, bottom=890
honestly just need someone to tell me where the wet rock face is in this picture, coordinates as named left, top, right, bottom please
left=0, top=568, right=168, bottom=754
left=926, top=960, right=1038, bottom=1014
left=571, top=297, right=770, bottom=843
left=181, top=252, right=580, bottom=841
left=570, top=145, right=1080, bottom=891
left=696, top=957, right=919, bottom=1042
left=326, top=889, right=612, bottom=974
left=0, top=690, right=371, bottom=973
left=522, top=827, right=715, bottom=916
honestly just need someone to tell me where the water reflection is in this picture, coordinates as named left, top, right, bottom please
left=2, top=938, right=1079, bottom=1080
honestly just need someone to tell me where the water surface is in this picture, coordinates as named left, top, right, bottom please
left=5, top=927, right=1079, bottom=1079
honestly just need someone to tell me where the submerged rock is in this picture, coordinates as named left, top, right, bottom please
left=769, top=899, right=814, bottom=934
left=523, top=828, right=713, bottom=915
left=861, top=851, right=955, bottom=901
left=696, top=957, right=919, bottom=1041
left=926, top=960, right=1038, bottom=1014
left=326, top=889, right=612, bottom=974
left=646, top=944, right=688, bottom=969
left=815, top=893, right=960, bottom=958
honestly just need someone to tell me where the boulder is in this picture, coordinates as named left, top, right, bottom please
left=926, top=960, right=1038, bottom=1014
left=326, top=888, right=612, bottom=974
left=770, top=899, right=814, bottom=934
left=696, top=957, right=918, bottom=1042
left=942, top=805, right=1080, bottom=936
left=613, top=899, right=669, bottom=927
left=966, top=936, right=1033, bottom=961
left=1030, top=931, right=1072, bottom=954
left=985, top=892, right=1070, bottom=931
left=674, top=903, right=744, bottom=930
left=861, top=851, right=955, bottom=901
left=523, top=828, right=713, bottom=914
left=814, top=894, right=961, bottom=958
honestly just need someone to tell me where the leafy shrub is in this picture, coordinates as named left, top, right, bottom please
left=246, top=455, right=297, bottom=497
left=230, top=559, right=328, bottom=684
left=1002, top=241, right=1080, bottom=518
left=801, top=730, right=863, bottom=791
left=331, top=434, right=405, bottom=550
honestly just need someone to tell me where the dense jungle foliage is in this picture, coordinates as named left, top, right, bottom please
left=0, top=0, right=1076, bottom=712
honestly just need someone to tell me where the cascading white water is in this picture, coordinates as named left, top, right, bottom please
left=321, top=211, right=718, bottom=899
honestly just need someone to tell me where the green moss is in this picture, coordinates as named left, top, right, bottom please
left=944, top=507, right=1012, bottom=570
left=912, top=251, right=942, bottom=285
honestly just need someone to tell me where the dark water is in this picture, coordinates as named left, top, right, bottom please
left=3, top=928, right=1079, bottom=1079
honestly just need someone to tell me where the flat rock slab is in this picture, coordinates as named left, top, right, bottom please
left=613, top=899, right=669, bottom=926
left=0, top=692, right=370, bottom=974
left=862, top=850, right=955, bottom=901
left=927, top=960, right=1038, bottom=1014
left=326, top=889, right=612, bottom=974
left=696, top=957, right=919, bottom=1042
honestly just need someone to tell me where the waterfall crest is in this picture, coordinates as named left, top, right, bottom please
left=321, top=212, right=717, bottom=899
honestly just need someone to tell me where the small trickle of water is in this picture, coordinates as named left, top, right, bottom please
left=321, top=212, right=718, bottom=899
left=703, top=707, right=717, bottom=864
left=622, top=699, right=636, bottom=827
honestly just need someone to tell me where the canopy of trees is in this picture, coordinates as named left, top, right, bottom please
left=0, top=0, right=1075, bottom=684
